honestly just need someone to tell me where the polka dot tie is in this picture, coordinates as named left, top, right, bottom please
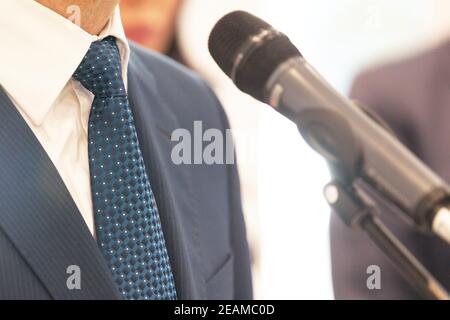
left=73, top=37, right=177, bottom=300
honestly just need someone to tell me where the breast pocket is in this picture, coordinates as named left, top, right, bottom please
left=205, top=253, right=234, bottom=300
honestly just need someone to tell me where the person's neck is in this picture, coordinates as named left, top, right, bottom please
left=36, top=0, right=119, bottom=35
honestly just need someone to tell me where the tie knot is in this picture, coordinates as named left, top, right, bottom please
left=74, top=36, right=126, bottom=97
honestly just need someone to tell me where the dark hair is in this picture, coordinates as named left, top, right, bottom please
left=165, top=6, right=186, bottom=66
left=166, top=35, right=184, bottom=64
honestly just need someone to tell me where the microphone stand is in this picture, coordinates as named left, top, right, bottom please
left=296, top=101, right=449, bottom=299
left=325, top=180, right=449, bottom=300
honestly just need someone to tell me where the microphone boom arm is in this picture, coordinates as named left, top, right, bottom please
left=325, top=181, right=450, bottom=300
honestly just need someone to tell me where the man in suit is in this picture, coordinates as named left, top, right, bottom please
left=0, top=0, right=252, bottom=299
left=331, top=40, right=450, bottom=299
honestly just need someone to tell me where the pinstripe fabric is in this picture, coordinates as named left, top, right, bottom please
left=0, top=87, right=121, bottom=300
left=0, top=230, right=51, bottom=299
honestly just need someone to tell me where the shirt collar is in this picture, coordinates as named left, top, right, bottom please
left=0, top=0, right=130, bottom=126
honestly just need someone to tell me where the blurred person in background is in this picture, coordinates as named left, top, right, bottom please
left=120, top=0, right=183, bottom=61
left=331, top=38, right=450, bottom=299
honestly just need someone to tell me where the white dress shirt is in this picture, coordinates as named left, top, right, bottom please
left=0, top=0, right=131, bottom=235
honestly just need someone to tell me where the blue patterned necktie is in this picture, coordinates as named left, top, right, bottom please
left=73, top=37, right=177, bottom=300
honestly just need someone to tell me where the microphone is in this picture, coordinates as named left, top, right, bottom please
left=208, top=11, right=450, bottom=244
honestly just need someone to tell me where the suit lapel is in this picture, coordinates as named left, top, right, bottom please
left=128, top=56, right=207, bottom=299
left=0, top=88, right=121, bottom=300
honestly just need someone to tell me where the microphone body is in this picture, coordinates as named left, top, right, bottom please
left=208, top=11, right=450, bottom=243
left=265, top=56, right=449, bottom=234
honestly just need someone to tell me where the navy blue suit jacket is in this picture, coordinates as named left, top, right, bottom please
left=0, top=42, right=253, bottom=300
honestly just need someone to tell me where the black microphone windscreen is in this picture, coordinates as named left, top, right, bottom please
left=208, top=11, right=302, bottom=101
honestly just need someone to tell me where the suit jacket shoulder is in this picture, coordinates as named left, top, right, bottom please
left=129, top=42, right=228, bottom=128
left=128, top=42, right=253, bottom=300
